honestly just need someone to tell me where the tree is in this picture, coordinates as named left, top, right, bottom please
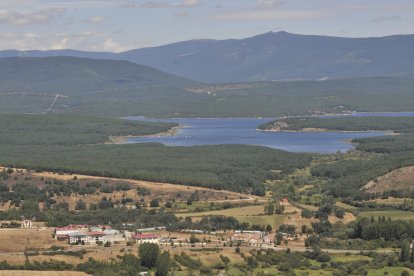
left=265, top=224, right=272, bottom=233
left=400, top=240, right=411, bottom=263
left=139, top=243, right=160, bottom=269
left=150, top=199, right=160, bottom=208
left=219, top=255, right=230, bottom=268
left=264, top=203, right=274, bottom=215
left=246, top=256, right=257, bottom=270
left=189, top=234, right=200, bottom=244
left=334, top=208, right=345, bottom=219
left=156, top=252, right=171, bottom=276
left=275, top=232, right=283, bottom=245
left=75, top=200, right=87, bottom=210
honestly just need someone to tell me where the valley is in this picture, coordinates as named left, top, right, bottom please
left=1, top=22, right=414, bottom=275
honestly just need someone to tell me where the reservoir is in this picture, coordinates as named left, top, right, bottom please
left=117, top=117, right=387, bottom=154
left=124, top=113, right=414, bottom=153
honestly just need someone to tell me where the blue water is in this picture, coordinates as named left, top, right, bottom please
left=124, top=112, right=414, bottom=154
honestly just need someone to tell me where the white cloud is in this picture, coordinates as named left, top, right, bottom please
left=103, top=38, right=126, bottom=52
left=87, top=15, right=107, bottom=23
left=257, top=0, right=283, bottom=9
left=0, top=32, right=127, bottom=52
left=0, top=8, right=64, bottom=26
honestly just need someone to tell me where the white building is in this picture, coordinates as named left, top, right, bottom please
left=133, top=233, right=159, bottom=244
left=21, top=220, right=32, bottom=228
left=68, top=232, right=105, bottom=245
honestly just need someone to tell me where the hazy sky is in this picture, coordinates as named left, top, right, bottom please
left=0, top=0, right=413, bottom=52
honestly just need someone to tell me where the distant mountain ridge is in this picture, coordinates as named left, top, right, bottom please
left=0, top=56, right=194, bottom=93
left=1, top=31, right=414, bottom=83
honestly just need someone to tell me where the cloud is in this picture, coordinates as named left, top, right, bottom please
left=0, top=8, right=64, bottom=26
left=207, top=10, right=327, bottom=21
left=372, top=15, right=402, bottom=22
left=257, top=0, right=283, bottom=9
left=87, top=15, right=107, bottom=23
left=103, top=38, right=126, bottom=52
left=122, top=0, right=201, bottom=9
left=0, top=31, right=127, bottom=52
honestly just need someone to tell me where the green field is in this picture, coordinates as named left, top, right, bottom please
left=330, top=253, right=372, bottom=263
left=367, top=267, right=414, bottom=276
left=236, top=214, right=287, bottom=229
left=359, top=210, right=414, bottom=220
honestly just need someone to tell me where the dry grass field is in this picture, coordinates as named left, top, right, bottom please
left=364, top=166, right=414, bottom=193
left=0, top=228, right=61, bottom=253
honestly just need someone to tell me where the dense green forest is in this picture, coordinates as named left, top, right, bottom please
left=259, top=116, right=414, bottom=133
left=0, top=114, right=177, bottom=145
left=0, top=114, right=311, bottom=195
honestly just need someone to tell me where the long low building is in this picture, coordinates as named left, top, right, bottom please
left=133, top=233, right=159, bottom=244
left=68, top=231, right=106, bottom=245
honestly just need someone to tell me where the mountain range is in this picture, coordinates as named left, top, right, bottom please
left=1, top=31, right=414, bottom=83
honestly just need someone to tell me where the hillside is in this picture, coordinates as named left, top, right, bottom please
left=1, top=56, right=414, bottom=117
left=0, top=56, right=194, bottom=93
left=2, top=32, right=414, bottom=83
left=0, top=56, right=196, bottom=114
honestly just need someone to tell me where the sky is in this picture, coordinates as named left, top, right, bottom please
left=0, top=0, right=413, bottom=52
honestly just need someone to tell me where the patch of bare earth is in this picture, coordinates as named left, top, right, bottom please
left=363, top=166, right=414, bottom=193
left=328, top=212, right=356, bottom=224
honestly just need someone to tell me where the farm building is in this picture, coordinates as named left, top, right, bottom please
left=68, top=231, right=105, bottom=245
left=133, top=233, right=159, bottom=245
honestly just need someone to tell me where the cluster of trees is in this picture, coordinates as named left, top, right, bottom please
left=172, top=215, right=265, bottom=232
left=264, top=201, right=284, bottom=215
left=260, top=116, right=414, bottom=133
left=350, top=217, right=414, bottom=241
left=310, top=150, right=414, bottom=199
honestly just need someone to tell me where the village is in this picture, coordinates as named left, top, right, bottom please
left=52, top=223, right=294, bottom=248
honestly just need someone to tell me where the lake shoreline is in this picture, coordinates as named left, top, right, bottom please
left=109, top=125, right=183, bottom=144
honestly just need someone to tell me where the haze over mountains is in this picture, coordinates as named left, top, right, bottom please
left=1, top=31, right=414, bottom=83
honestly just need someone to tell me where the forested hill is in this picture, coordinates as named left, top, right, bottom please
left=2, top=32, right=414, bottom=83
left=0, top=56, right=195, bottom=94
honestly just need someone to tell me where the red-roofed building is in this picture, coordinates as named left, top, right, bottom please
left=133, top=233, right=159, bottom=245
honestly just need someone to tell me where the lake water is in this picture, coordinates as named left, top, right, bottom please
left=124, top=112, right=414, bottom=154
left=123, top=112, right=414, bottom=153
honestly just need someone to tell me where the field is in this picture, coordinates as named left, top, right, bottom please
left=0, top=228, right=61, bottom=253
left=367, top=267, right=414, bottom=276
left=237, top=214, right=287, bottom=229
left=177, top=202, right=296, bottom=229
left=177, top=204, right=265, bottom=218
left=359, top=210, right=414, bottom=220
left=368, top=198, right=414, bottom=205
left=330, top=253, right=372, bottom=262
